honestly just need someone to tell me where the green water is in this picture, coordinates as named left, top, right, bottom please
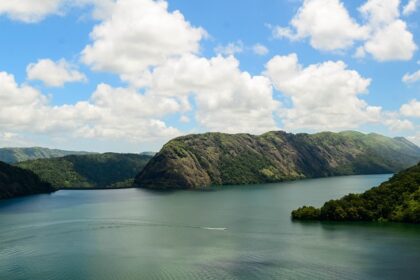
left=1, top=174, right=420, bottom=280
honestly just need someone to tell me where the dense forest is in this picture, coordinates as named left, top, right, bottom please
left=0, top=161, right=54, bottom=199
left=292, top=162, right=420, bottom=223
left=17, top=153, right=153, bottom=189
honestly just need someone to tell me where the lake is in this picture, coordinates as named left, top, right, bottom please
left=1, top=174, right=420, bottom=280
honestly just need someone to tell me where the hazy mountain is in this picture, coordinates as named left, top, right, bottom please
left=0, top=147, right=92, bottom=164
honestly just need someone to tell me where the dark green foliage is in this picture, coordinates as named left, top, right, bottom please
left=292, top=162, right=420, bottom=223
left=291, top=206, right=321, bottom=220
left=0, top=161, right=54, bottom=199
left=17, top=153, right=152, bottom=189
left=0, top=147, right=92, bottom=164
left=136, top=130, right=420, bottom=190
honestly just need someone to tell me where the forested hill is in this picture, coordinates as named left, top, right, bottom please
left=292, top=162, right=420, bottom=223
left=0, top=147, right=92, bottom=164
left=17, top=153, right=153, bottom=189
left=135, top=131, right=420, bottom=190
left=0, top=161, right=54, bottom=199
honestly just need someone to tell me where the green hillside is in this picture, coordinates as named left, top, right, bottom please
left=17, top=153, right=153, bottom=189
left=135, top=131, right=420, bottom=190
left=0, top=161, right=54, bottom=199
left=292, top=162, right=420, bottom=223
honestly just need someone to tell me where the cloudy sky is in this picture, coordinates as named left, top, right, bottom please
left=0, top=0, right=419, bottom=152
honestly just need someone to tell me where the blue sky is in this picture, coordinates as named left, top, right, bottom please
left=0, top=0, right=419, bottom=152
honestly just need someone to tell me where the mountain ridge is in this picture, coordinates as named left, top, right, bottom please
left=135, top=130, right=420, bottom=190
left=0, top=147, right=93, bottom=164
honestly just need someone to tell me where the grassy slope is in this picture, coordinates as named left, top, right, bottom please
left=17, top=153, right=152, bottom=189
left=135, top=131, right=420, bottom=189
left=292, top=162, right=420, bottom=223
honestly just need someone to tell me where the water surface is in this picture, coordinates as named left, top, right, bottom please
left=1, top=174, right=420, bottom=280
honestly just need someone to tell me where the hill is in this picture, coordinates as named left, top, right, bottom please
left=292, top=162, right=420, bottom=223
left=17, top=153, right=153, bottom=189
left=0, top=147, right=92, bottom=164
left=0, top=161, right=54, bottom=199
left=135, top=131, right=420, bottom=190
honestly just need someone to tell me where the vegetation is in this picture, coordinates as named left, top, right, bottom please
left=292, top=162, right=420, bottom=223
left=17, top=153, right=152, bottom=189
left=0, top=161, right=54, bottom=199
left=135, top=131, right=420, bottom=189
left=0, top=147, right=92, bottom=164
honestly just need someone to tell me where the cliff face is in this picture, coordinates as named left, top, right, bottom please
left=135, top=131, right=420, bottom=190
left=0, top=161, right=54, bottom=199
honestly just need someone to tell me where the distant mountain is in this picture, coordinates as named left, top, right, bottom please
left=0, top=147, right=92, bottom=164
left=17, top=153, right=153, bottom=189
left=292, top=162, right=420, bottom=223
left=0, top=161, right=54, bottom=199
left=140, top=151, right=157, bottom=157
left=135, top=131, right=420, bottom=190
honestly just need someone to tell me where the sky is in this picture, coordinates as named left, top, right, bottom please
left=0, top=0, right=419, bottom=153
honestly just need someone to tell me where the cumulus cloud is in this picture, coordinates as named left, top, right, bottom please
left=81, top=0, right=206, bottom=86
left=264, top=53, right=382, bottom=130
left=214, top=41, right=244, bottom=56
left=146, top=54, right=279, bottom=133
left=403, top=70, right=420, bottom=83
left=252, top=44, right=269, bottom=56
left=274, top=0, right=417, bottom=61
left=272, top=0, right=368, bottom=51
left=27, top=59, right=87, bottom=87
left=0, top=70, right=181, bottom=144
left=384, top=118, right=414, bottom=131
left=0, top=0, right=114, bottom=23
left=0, top=0, right=63, bottom=22
left=401, top=99, right=420, bottom=117
left=403, top=0, right=419, bottom=15
left=358, top=0, right=417, bottom=61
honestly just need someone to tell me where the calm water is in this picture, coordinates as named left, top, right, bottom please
left=1, top=174, right=420, bottom=280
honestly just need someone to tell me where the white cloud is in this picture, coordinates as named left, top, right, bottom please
left=81, top=0, right=206, bottom=86
left=265, top=53, right=382, bottom=130
left=403, top=0, right=419, bottom=15
left=214, top=41, right=244, bottom=56
left=252, top=44, right=269, bottom=56
left=403, top=70, right=420, bottom=83
left=272, top=0, right=368, bottom=51
left=384, top=118, right=414, bottom=131
left=408, top=132, right=420, bottom=145
left=0, top=0, right=63, bottom=22
left=274, top=0, right=417, bottom=61
left=0, top=0, right=114, bottom=23
left=27, top=59, right=87, bottom=87
left=401, top=99, right=420, bottom=117
left=358, top=0, right=417, bottom=61
left=146, top=54, right=280, bottom=133
left=0, top=70, right=181, bottom=144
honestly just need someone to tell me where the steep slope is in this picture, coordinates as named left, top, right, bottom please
left=0, top=147, right=92, bottom=164
left=0, top=161, right=54, bottom=199
left=292, top=162, right=420, bottom=223
left=135, top=131, right=420, bottom=190
left=17, top=153, right=153, bottom=189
